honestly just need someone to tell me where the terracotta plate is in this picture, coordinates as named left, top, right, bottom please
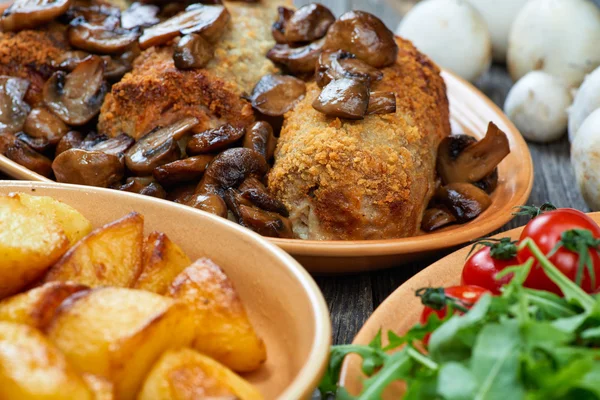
left=339, top=212, right=600, bottom=398
left=0, top=181, right=331, bottom=400
left=0, top=71, right=533, bottom=273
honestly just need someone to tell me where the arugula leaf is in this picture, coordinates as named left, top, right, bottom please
left=354, top=349, right=414, bottom=400
left=436, top=362, right=476, bottom=400
left=384, top=313, right=445, bottom=351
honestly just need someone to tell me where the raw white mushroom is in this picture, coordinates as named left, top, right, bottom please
left=396, top=0, right=491, bottom=82
left=504, top=71, right=572, bottom=143
left=465, top=0, right=529, bottom=62
left=572, top=109, right=600, bottom=210
left=569, top=67, right=600, bottom=142
left=508, top=0, right=600, bottom=87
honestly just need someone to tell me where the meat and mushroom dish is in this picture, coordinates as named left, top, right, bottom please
left=0, top=0, right=510, bottom=240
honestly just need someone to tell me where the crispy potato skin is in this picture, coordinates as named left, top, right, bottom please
left=46, top=287, right=196, bottom=400
left=0, top=195, right=70, bottom=299
left=82, top=374, right=115, bottom=400
left=0, top=281, right=87, bottom=330
left=139, top=348, right=263, bottom=400
left=268, top=37, right=451, bottom=240
left=168, top=258, right=266, bottom=372
left=0, top=321, right=93, bottom=399
left=134, top=232, right=192, bottom=295
left=44, top=212, right=144, bottom=288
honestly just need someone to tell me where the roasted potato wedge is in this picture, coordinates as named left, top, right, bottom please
left=139, top=348, right=263, bottom=400
left=0, top=321, right=93, bottom=399
left=0, top=281, right=88, bottom=330
left=168, top=259, right=266, bottom=372
left=44, top=212, right=144, bottom=288
left=10, top=193, right=93, bottom=245
left=47, top=287, right=196, bottom=400
left=83, top=374, right=115, bottom=400
left=134, top=231, right=192, bottom=295
left=0, top=195, right=69, bottom=299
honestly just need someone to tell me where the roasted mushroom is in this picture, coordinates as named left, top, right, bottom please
left=23, top=107, right=69, bottom=145
left=43, top=56, right=107, bottom=126
left=68, top=17, right=140, bottom=55
left=88, top=133, right=135, bottom=156
left=324, top=11, right=398, bottom=68
left=139, top=4, right=230, bottom=49
left=266, top=38, right=325, bottom=75
left=238, top=204, right=293, bottom=238
left=153, top=154, right=214, bottom=186
left=186, top=124, right=244, bottom=155
left=121, top=2, right=159, bottom=29
left=80, top=131, right=109, bottom=150
left=125, top=117, right=198, bottom=175
left=55, top=130, right=83, bottom=157
left=0, top=0, right=72, bottom=32
left=0, top=77, right=31, bottom=134
left=271, top=6, right=293, bottom=44
left=315, top=50, right=383, bottom=88
left=167, top=182, right=197, bottom=203
left=421, top=207, right=457, bottom=232
left=239, top=176, right=288, bottom=216
left=63, top=3, right=120, bottom=27
left=186, top=192, right=227, bottom=218
left=250, top=74, right=306, bottom=117
left=437, top=122, right=510, bottom=185
left=52, top=148, right=124, bottom=187
left=366, top=92, right=396, bottom=115
left=201, top=147, right=268, bottom=190
left=102, top=47, right=139, bottom=81
left=53, top=50, right=92, bottom=71
left=436, top=183, right=492, bottom=222
left=284, top=3, right=334, bottom=43
left=312, top=77, right=370, bottom=119
left=173, top=33, right=215, bottom=69
left=119, top=176, right=166, bottom=198
left=15, top=132, right=52, bottom=154
left=243, top=121, right=276, bottom=160
left=4, top=137, right=53, bottom=177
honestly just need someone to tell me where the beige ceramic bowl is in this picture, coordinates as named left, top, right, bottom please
left=0, top=181, right=331, bottom=400
left=339, top=212, right=600, bottom=398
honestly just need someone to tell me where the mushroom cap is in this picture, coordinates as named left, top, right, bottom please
left=284, top=3, right=335, bottom=44
left=0, top=76, right=31, bottom=134
left=572, top=108, right=600, bottom=211
left=568, top=66, right=600, bottom=143
left=0, top=0, right=72, bottom=32
left=52, top=148, right=124, bottom=187
left=250, top=74, right=306, bottom=117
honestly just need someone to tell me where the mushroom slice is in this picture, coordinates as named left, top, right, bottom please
left=43, top=55, right=107, bottom=126
left=68, top=18, right=140, bottom=55
left=4, top=137, right=53, bottom=177
left=139, top=4, right=230, bottom=49
left=243, top=121, right=276, bottom=160
left=80, top=131, right=109, bottom=150
left=125, top=117, right=198, bottom=175
left=239, top=176, right=288, bottom=216
left=23, top=107, right=69, bottom=145
left=266, top=38, right=325, bottom=75
left=15, top=132, right=51, bottom=153
left=186, top=124, right=244, bottom=155
left=436, top=183, right=492, bottom=223
left=474, top=169, right=498, bottom=194
left=421, top=207, right=457, bottom=232
left=173, top=33, right=214, bottom=69
left=238, top=204, right=294, bottom=238
left=271, top=6, right=293, bottom=44
left=167, top=183, right=196, bottom=204
left=437, top=122, right=510, bottom=185
left=250, top=74, right=306, bottom=117
left=153, top=154, right=214, bottom=186
left=204, top=148, right=268, bottom=189
left=366, top=92, right=396, bottom=115
left=284, top=3, right=334, bottom=43
left=0, top=0, right=72, bottom=32
left=324, top=10, right=398, bottom=68
left=312, top=77, right=370, bottom=120
left=119, top=176, right=166, bottom=199
left=53, top=148, right=124, bottom=187
left=63, top=3, right=121, bottom=28
left=89, top=133, right=135, bottom=156
left=316, top=50, right=383, bottom=88
left=186, top=192, right=227, bottom=218
left=102, top=47, right=139, bottom=81
left=55, top=130, right=83, bottom=157
left=52, top=50, right=92, bottom=71
left=0, top=76, right=31, bottom=134
left=121, top=2, right=159, bottom=29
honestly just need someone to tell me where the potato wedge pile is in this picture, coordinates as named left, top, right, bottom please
left=0, top=192, right=265, bottom=400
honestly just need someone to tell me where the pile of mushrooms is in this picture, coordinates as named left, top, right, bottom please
left=422, top=122, right=510, bottom=232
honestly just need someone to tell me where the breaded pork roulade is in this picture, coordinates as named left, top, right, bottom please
left=268, top=38, right=451, bottom=240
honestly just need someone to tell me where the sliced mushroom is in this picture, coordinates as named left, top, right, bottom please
left=186, top=124, right=244, bottom=155
left=474, top=169, right=498, bottom=194
left=0, top=0, right=72, bottom=32
left=436, top=183, right=492, bottom=222
left=121, top=2, right=159, bottom=29
left=312, top=77, right=370, bottom=119
left=125, top=117, right=198, bottom=175
left=266, top=38, right=326, bottom=75
left=4, top=138, right=53, bottom=177
left=203, top=148, right=268, bottom=189
left=238, top=204, right=293, bottom=238
left=102, top=47, right=139, bottom=81
left=63, top=3, right=121, bottom=28
left=15, top=132, right=52, bottom=153
left=421, top=207, right=457, bottom=232
left=284, top=3, right=334, bottom=43
left=53, top=148, right=124, bottom=187
left=55, top=130, right=83, bottom=157
left=119, top=176, right=166, bottom=198
left=250, top=74, right=306, bottom=117
left=0, top=77, right=31, bottom=134
left=437, top=123, right=510, bottom=185
left=23, top=107, right=69, bottom=145
left=186, top=192, right=227, bottom=218
left=366, top=92, right=396, bottom=115
left=88, top=133, right=135, bottom=156
left=173, top=33, right=214, bottom=69
left=222, top=187, right=252, bottom=222
left=271, top=6, right=293, bottom=44
left=52, top=50, right=92, bottom=71
left=153, top=154, right=214, bottom=186
left=139, top=4, right=230, bottom=49
left=43, top=55, right=107, bottom=126
left=316, top=50, right=383, bottom=88
left=324, top=11, right=398, bottom=68
left=0, top=132, right=16, bottom=154
left=243, top=121, right=276, bottom=160
left=68, top=18, right=140, bottom=55
left=167, top=182, right=197, bottom=203
left=81, top=131, right=109, bottom=150
left=239, top=176, right=288, bottom=216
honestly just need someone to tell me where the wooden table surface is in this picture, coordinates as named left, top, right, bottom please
left=299, top=0, right=591, bottom=345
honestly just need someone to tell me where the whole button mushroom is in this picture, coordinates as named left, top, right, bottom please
left=173, top=34, right=214, bottom=70
left=572, top=109, right=600, bottom=211
left=250, top=74, right=306, bottom=117
left=312, top=78, right=370, bottom=120
left=267, top=38, right=326, bottom=75
left=23, top=107, right=69, bottom=146
left=0, top=76, right=30, bottom=134
left=153, top=155, right=214, bottom=186
left=271, top=6, right=293, bottom=44
left=568, top=67, right=600, bottom=143
left=55, top=131, right=84, bottom=157
left=284, top=3, right=335, bottom=44
left=0, top=0, right=72, bottom=32
left=186, top=124, right=244, bottom=155
left=52, top=148, right=124, bottom=187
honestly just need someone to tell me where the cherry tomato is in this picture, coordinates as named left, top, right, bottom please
left=517, top=208, right=600, bottom=294
left=461, top=239, right=517, bottom=294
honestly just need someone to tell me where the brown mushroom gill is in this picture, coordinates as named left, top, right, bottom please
left=316, top=50, right=383, bottom=88
left=88, top=134, right=135, bottom=156
left=312, top=77, right=370, bottom=119
left=250, top=74, right=306, bottom=117
left=173, top=33, right=215, bottom=70
left=0, top=76, right=31, bottom=134
left=284, top=3, right=334, bottom=43
left=266, top=38, right=325, bottom=75
left=68, top=18, right=140, bottom=55
left=0, top=0, right=72, bottom=32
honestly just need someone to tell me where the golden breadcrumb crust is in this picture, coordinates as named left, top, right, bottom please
left=268, top=37, right=451, bottom=240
